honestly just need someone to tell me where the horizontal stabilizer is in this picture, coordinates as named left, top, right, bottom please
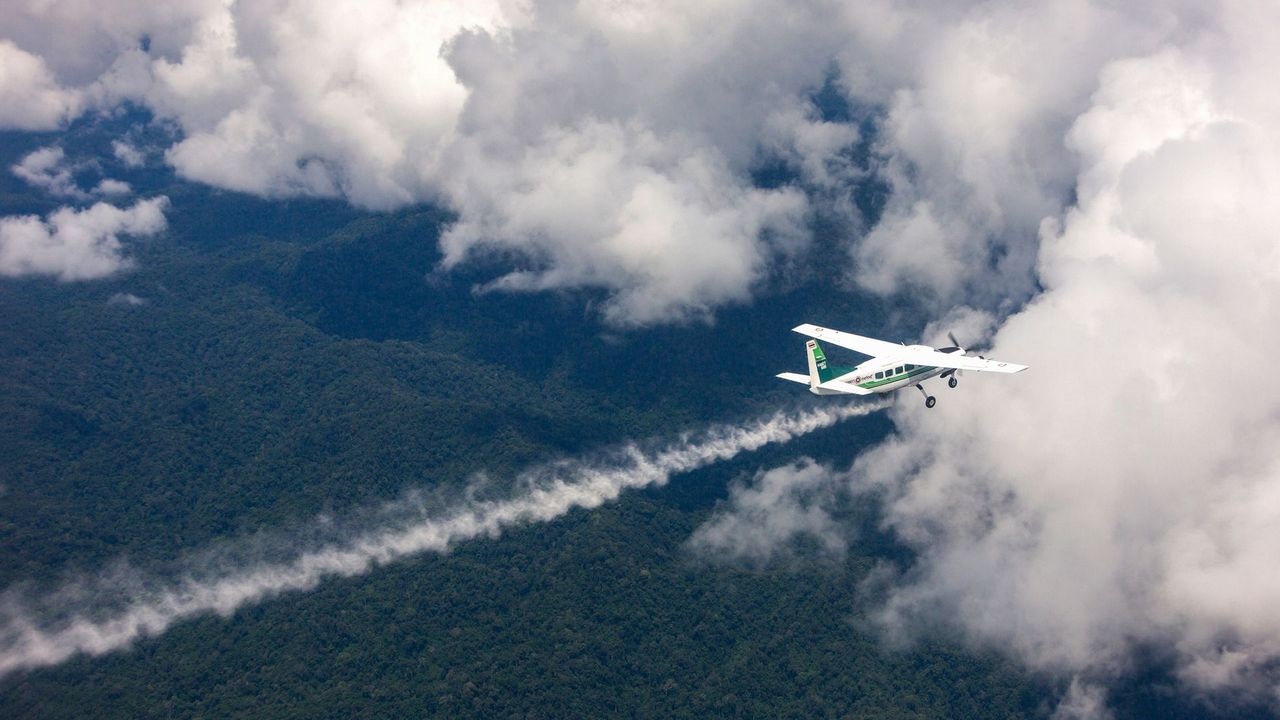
left=776, top=372, right=811, bottom=385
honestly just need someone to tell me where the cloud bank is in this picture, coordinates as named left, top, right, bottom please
left=683, top=2, right=1280, bottom=708
left=6, top=0, right=1140, bottom=321
left=0, top=197, right=168, bottom=281
left=0, top=0, right=853, bottom=325
left=0, top=401, right=884, bottom=677
left=853, top=26, right=1280, bottom=694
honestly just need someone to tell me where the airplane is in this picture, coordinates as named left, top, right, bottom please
left=777, top=323, right=1028, bottom=408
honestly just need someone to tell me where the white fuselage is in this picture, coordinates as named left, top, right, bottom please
left=823, top=345, right=949, bottom=394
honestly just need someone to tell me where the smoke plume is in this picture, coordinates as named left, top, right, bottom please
left=0, top=401, right=884, bottom=676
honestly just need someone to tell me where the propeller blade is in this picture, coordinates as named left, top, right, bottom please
left=948, top=331, right=960, bottom=348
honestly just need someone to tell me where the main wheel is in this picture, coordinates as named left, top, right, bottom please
left=925, top=396, right=936, bottom=408
left=948, top=376, right=958, bottom=389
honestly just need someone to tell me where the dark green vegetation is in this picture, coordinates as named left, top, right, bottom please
left=0, top=114, right=1223, bottom=719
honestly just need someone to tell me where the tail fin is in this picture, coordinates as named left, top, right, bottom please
left=806, top=340, right=854, bottom=385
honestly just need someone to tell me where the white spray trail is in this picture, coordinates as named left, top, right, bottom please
left=0, top=401, right=884, bottom=676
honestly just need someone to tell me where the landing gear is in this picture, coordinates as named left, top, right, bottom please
left=948, top=376, right=958, bottom=389
left=916, top=383, right=937, bottom=409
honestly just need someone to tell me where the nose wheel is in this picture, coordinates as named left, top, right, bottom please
left=948, top=376, right=958, bottom=389
left=916, top=383, right=937, bottom=408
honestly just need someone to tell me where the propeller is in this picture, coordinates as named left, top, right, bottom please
left=938, top=330, right=989, bottom=382
left=940, top=330, right=988, bottom=359
left=937, top=331, right=964, bottom=355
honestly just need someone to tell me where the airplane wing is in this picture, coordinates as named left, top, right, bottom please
left=792, top=323, right=1028, bottom=374
left=792, top=324, right=906, bottom=358
left=897, top=351, right=1028, bottom=374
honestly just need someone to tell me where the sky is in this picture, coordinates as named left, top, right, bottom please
left=3, top=0, right=1280, bottom=715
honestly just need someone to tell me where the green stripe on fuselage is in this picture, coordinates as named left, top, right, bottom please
left=857, top=365, right=936, bottom=389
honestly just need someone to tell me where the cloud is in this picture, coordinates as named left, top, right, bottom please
left=1051, top=679, right=1113, bottom=720
left=836, top=1, right=1185, bottom=307
left=11, top=147, right=88, bottom=200
left=431, top=2, right=846, bottom=324
left=439, top=120, right=808, bottom=325
left=0, top=1, right=1181, bottom=323
left=12, top=146, right=133, bottom=200
left=0, top=40, right=83, bottom=130
left=111, top=141, right=146, bottom=168
left=688, top=458, right=847, bottom=564
left=92, top=179, right=132, bottom=197
left=0, top=401, right=884, bottom=676
left=150, top=0, right=508, bottom=205
left=0, top=197, right=168, bottom=280
left=0, top=0, right=855, bottom=325
left=107, top=292, right=146, bottom=306
left=849, top=11, right=1280, bottom=701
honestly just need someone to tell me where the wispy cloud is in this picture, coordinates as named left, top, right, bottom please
left=688, top=458, right=847, bottom=564
left=12, top=146, right=133, bottom=201
left=111, top=141, right=145, bottom=168
left=0, top=401, right=885, bottom=677
left=11, top=147, right=86, bottom=200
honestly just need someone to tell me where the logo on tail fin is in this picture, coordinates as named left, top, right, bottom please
left=811, top=341, right=828, bottom=369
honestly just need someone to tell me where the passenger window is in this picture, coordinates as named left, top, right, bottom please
left=875, top=371, right=883, bottom=379
left=906, top=364, right=914, bottom=371
left=895, top=366, right=904, bottom=375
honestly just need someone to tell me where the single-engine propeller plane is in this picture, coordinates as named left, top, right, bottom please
left=777, top=324, right=1028, bottom=408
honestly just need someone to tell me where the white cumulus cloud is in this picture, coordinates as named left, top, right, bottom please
left=0, top=197, right=168, bottom=280
left=439, top=120, right=808, bottom=325
left=852, top=11, right=1280, bottom=700
left=0, top=0, right=855, bottom=325
left=0, top=40, right=83, bottom=130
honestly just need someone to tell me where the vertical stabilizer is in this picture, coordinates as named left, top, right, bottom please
left=807, top=340, right=853, bottom=385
